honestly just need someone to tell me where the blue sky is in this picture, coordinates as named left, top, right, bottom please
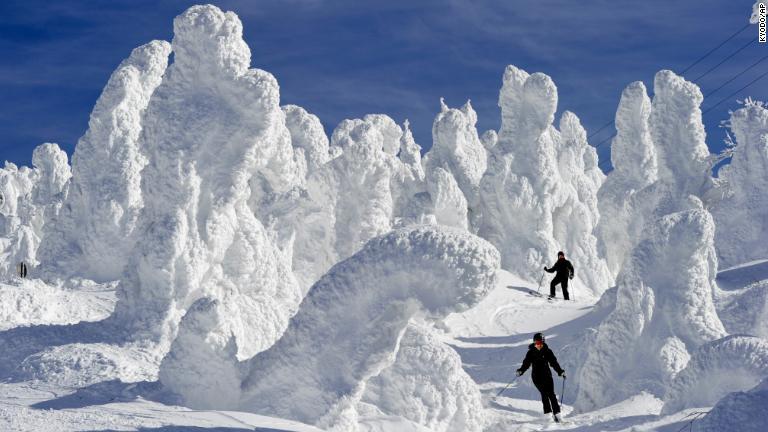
left=0, top=0, right=764, bottom=169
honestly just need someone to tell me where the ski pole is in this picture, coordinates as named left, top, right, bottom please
left=560, top=376, right=566, bottom=406
left=537, top=271, right=546, bottom=295
left=495, top=374, right=519, bottom=398
left=569, top=271, right=575, bottom=301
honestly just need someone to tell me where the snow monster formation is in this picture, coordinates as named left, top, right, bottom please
left=37, top=41, right=171, bottom=283
left=575, top=203, right=727, bottom=411
left=663, top=335, right=768, bottom=413
left=0, top=163, right=36, bottom=279
left=717, top=279, right=768, bottom=338
left=595, top=81, right=658, bottom=275
left=711, top=101, right=768, bottom=268
left=361, top=322, right=485, bottom=432
left=596, top=71, right=716, bottom=277
left=282, top=104, right=331, bottom=175
left=160, top=226, right=499, bottom=432
left=289, top=114, right=428, bottom=291
left=478, top=65, right=611, bottom=295
left=576, top=71, right=765, bottom=411
left=111, top=5, right=304, bottom=359
left=0, top=144, right=70, bottom=278
left=423, top=99, right=486, bottom=231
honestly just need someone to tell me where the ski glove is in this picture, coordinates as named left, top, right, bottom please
left=516, top=369, right=524, bottom=376
left=543, top=266, right=548, bottom=271
left=569, top=274, right=574, bottom=280
left=559, top=371, right=566, bottom=379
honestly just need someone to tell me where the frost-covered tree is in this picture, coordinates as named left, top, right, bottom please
left=662, top=335, right=768, bottom=414
left=711, top=101, right=768, bottom=267
left=576, top=202, right=726, bottom=411
left=112, top=5, right=304, bottom=358
left=478, top=65, right=611, bottom=295
left=595, top=71, right=715, bottom=278
left=37, top=41, right=171, bottom=283
left=159, top=226, right=499, bottom=432
left=289, top=114, right=429, bottom=291
left=595, top=81, right=658, bottom=275
left=362, top=323, right=485, bottom=432
left=423, top=99, right=486, bottom=231
left=0, top=144, right=70, bottom=278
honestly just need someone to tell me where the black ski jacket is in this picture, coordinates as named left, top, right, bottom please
left=518, top=343, right=564, bottom=379
left=546, top=259, right=574, bottom=279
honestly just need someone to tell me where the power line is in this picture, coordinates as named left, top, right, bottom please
left=595, top=132, right=615, bottom=149
left=703, top=68, right=768, bottom=114
left=680, top=23, right=751, bottom=74
left=595, top=67, right=768, bottom=173
left=587, top=23, right=752, bottom=145
left=587, top=119, right=615, bottom=140
left=692, top=38, right=756, bottom=82
left=704, top=53, right=768, bottom=98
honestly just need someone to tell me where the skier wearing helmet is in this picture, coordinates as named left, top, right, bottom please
left=516, top=332, right=566, bottom=422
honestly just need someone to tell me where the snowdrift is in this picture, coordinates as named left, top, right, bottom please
left=699, top=376, right=768, bottom=432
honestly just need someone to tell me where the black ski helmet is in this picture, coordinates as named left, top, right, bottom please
left=557, top=251, right=565, bottom=258
left=533, top=332, right=544, bottom=342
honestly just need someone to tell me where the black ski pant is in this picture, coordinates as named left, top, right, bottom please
left=550, top=275, right=569, bottom=300
left=533, top=374, right=560, bottom=414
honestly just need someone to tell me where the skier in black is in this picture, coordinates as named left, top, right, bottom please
left=516, top=332, right=566, bottom=422
left=544, top=251, right=574, bottom=300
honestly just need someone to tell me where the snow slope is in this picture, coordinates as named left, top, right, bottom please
left=699, top=376, right=768, bottom=432
left=0, top=278, right=114, bottom=331
left=0, top=267, right=745, bottom=432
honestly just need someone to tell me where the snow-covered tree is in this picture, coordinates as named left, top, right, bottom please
left=711, top=101, right=768, bottom=267
left=478, top=65, right=611, bottom=295
left=37, top=41, right=170, bottom=283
